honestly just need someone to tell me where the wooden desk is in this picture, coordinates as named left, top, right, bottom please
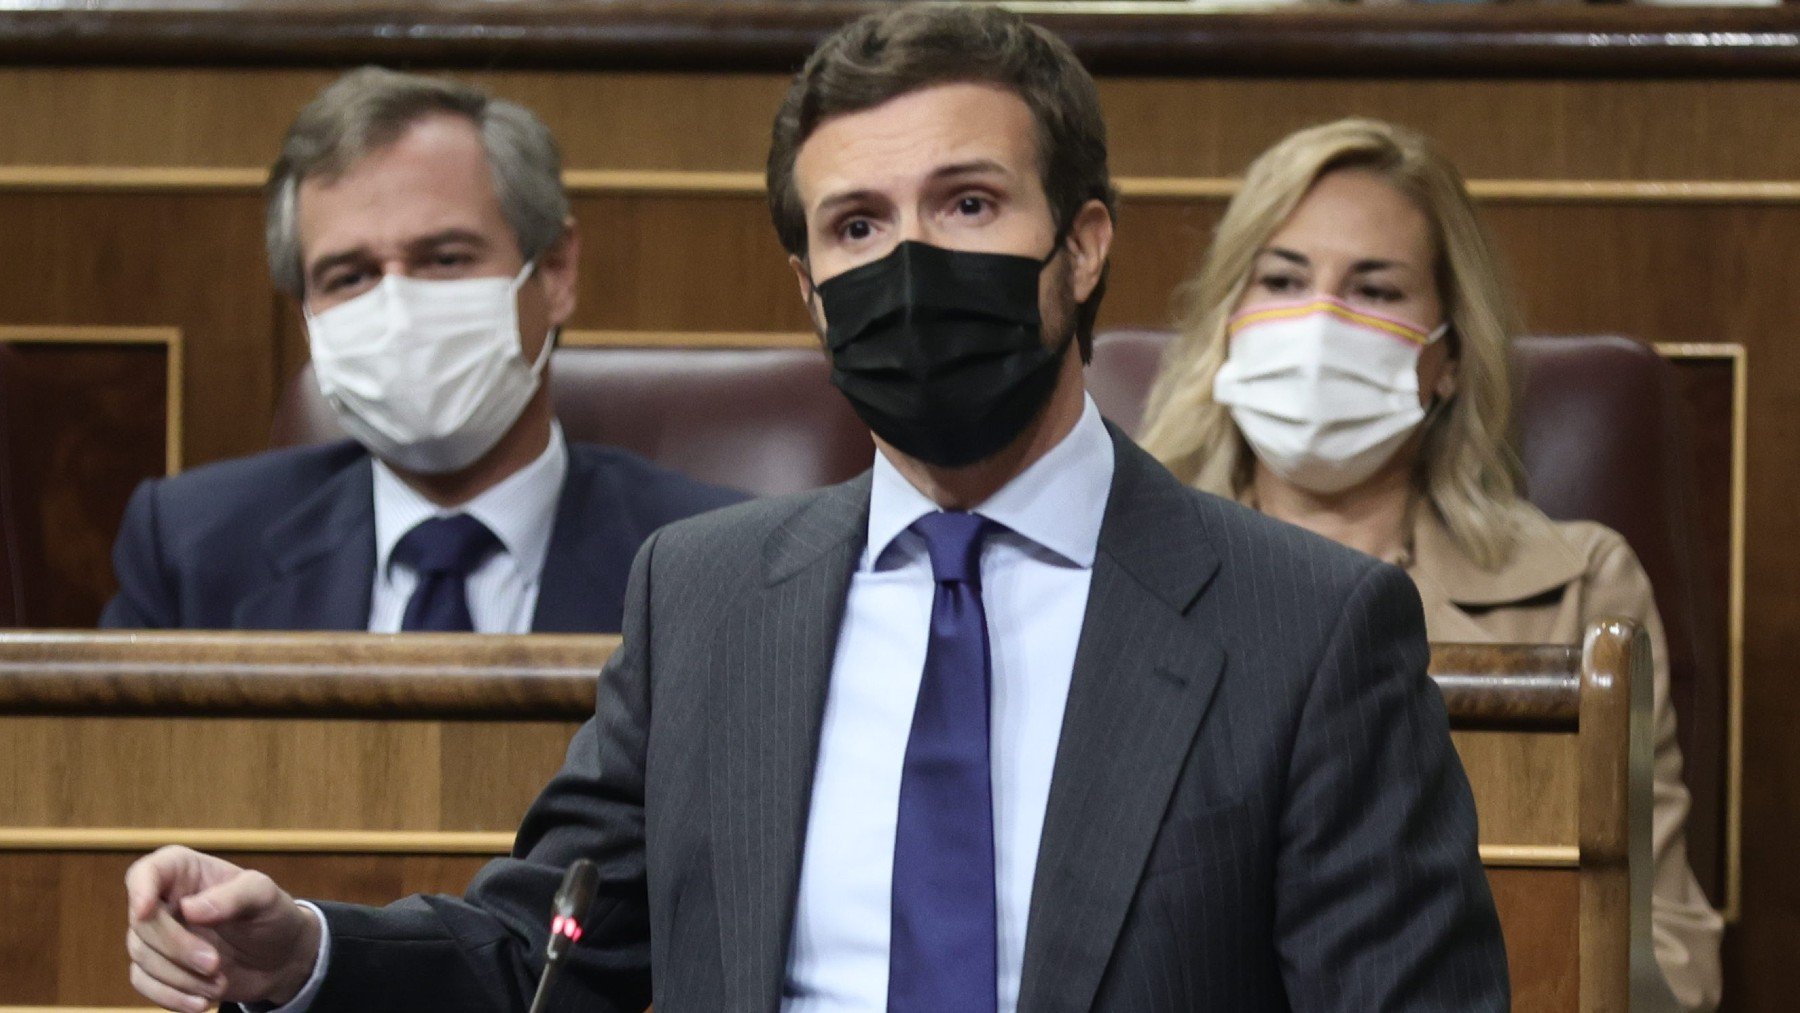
left=1436, top=622, right=1656, bottom=1012
left=0, top=625, right=1650, bottom=1009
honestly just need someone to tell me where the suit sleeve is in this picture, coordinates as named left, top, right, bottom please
left=1273, top=561, right=1509, bottom=1011
left=99, top=479, right=177, bottom=628
left=305, top=530, right=660, bottom=1012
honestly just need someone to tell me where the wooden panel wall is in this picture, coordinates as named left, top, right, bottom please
left=0, top=850, right=494, bottom=1005
left=0, top=706, right=1580, bottom=1006
left=0, top=65, right=1794, bottom=1009
left=0, top=855, right=1584, bottom=1007
left=0, top=709, right=581, bottom=1005
left=0, top=336, right=174, bottom=627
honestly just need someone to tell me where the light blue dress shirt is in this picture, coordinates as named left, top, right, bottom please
left=783, top=395, right=1115, bottom=1012
left=366, top=421, right=567, bottom=634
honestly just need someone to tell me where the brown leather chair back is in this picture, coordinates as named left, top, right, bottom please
left=1087, top=328, right=1727, bottom=905
left=1085, top=329, right=1171, bottom=435
left=269, top=346, right=873, bottom=497
left=1510, top=335, right=1725, bottom=907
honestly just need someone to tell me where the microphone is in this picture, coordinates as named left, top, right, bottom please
left=527, top=858, right=599, bottom=1013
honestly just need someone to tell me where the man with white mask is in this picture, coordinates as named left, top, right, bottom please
left=101, top=68, right=743, bottom=633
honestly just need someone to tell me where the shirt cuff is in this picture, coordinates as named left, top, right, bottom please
left=242, top=900, right=330, bottom=1013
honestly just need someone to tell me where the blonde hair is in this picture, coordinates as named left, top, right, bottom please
left=1138, top=117, right=1527, bottom=569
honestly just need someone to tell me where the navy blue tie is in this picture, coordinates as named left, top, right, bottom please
left=889, top=510, right=998, bottom=1013
left=392, top=514, right=500, bottom=632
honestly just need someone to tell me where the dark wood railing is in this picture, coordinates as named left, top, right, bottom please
left=0, top=2, right=1797, bottom=77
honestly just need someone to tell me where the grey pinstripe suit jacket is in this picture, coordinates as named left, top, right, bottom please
left=311, top=428, right=1509, bottom=1011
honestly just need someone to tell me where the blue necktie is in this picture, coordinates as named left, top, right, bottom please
left=392, top=514, right=499, bottom=632
left=889, top=510, right=998, bottom=1013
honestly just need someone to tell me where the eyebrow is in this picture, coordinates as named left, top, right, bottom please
left=813, top=188, right=882, bottom=222
left=810, top=158, right=1016, bottom=221
left=930, top=158, right=1013, bottom=184
left=1261, top=246, right=1410, bottom=273
left=404, top=228, right=491, bottom=255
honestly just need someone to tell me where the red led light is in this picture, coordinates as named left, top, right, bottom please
left=551, top=914, right=583, bottom=943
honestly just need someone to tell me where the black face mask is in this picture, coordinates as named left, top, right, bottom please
left=813, top=239, right=1072, bottom=469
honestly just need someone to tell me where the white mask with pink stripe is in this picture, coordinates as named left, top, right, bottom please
left=1212, top=297, right=1448, bottom=495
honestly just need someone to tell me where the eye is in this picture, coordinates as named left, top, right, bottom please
left=955, top=195, right=990, bottom=217
left=321, top=269, right=371, bottom=293
left=1254, top=272, right=1305, bottom=295
left=1355, top=284, right=1404, bottom=303
left=839, top=218, right=874, bottom=242
left=420, top=250, right=478, bottom=275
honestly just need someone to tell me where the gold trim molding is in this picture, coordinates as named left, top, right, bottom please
left=0, top=325, right=184, bottom=475
left=1479, top=844, right=1581, bottom=869
left=4, top=166, right=1800, bottom=205
left=0, top=826, right=1578, bottom=868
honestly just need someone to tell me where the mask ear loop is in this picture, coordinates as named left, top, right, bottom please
left=1406, top=363, right=1458, bottom=524
left=798, top=258, right=834, bottom=348
left=526, top=324, right=557, bottom=376
left=1421, top=319, right=1457, bottom=410
left=1417, top=321, right=1457, bottom=428
left=1040, top=215, right=1082, bottom=356
left=511, top=259, right=557, bottom=376
left=801, top=257, right=822, bottom=319
left=1041, top=215, right=1076, bottom=269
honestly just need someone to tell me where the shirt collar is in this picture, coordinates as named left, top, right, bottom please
left=863, top=395, right=1114, bottom=571
left=373, top=421, right=569, bottom=581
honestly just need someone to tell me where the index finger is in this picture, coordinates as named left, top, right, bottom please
left=125, top=846, right=206, bottom=922
left=125, top=852, right=175, bottom=922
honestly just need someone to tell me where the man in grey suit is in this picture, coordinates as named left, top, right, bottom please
left=124, top=7, right=1508, bottom=1011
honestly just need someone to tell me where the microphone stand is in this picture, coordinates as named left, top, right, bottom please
left=527, top=858, right=598, bottom=1013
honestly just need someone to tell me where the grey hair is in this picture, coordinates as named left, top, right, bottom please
left=265, top=66, right=569, bottom=297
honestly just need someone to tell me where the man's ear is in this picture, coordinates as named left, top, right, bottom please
left=790, top=253, right=826, bottom=334
left=539, top=218, right=581, bottom=327
left=1064, top=198, right=1114, bottom=305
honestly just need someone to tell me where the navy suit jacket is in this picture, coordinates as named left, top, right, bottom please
left=99, top=440, right=745, bottom=633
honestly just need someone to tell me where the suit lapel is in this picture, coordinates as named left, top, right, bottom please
left=235, top=456, right=376, bottom=630
left=532, top=447, right=633, bottom=633
left=1016, top=433, right=1226, bottom=1012
left=709, top=475, right=870, bottom=1009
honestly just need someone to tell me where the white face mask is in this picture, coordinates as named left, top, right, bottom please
left=1212, top=297, right=1447, bottom=495
left=306, top=263, right=551, bottom=475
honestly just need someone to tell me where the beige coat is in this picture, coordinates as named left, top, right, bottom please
left=1407, top=504, right=1724, bottom=1011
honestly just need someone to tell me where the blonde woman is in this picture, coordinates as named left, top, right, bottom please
left=1139, top=118, right=1722, bottom=1010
